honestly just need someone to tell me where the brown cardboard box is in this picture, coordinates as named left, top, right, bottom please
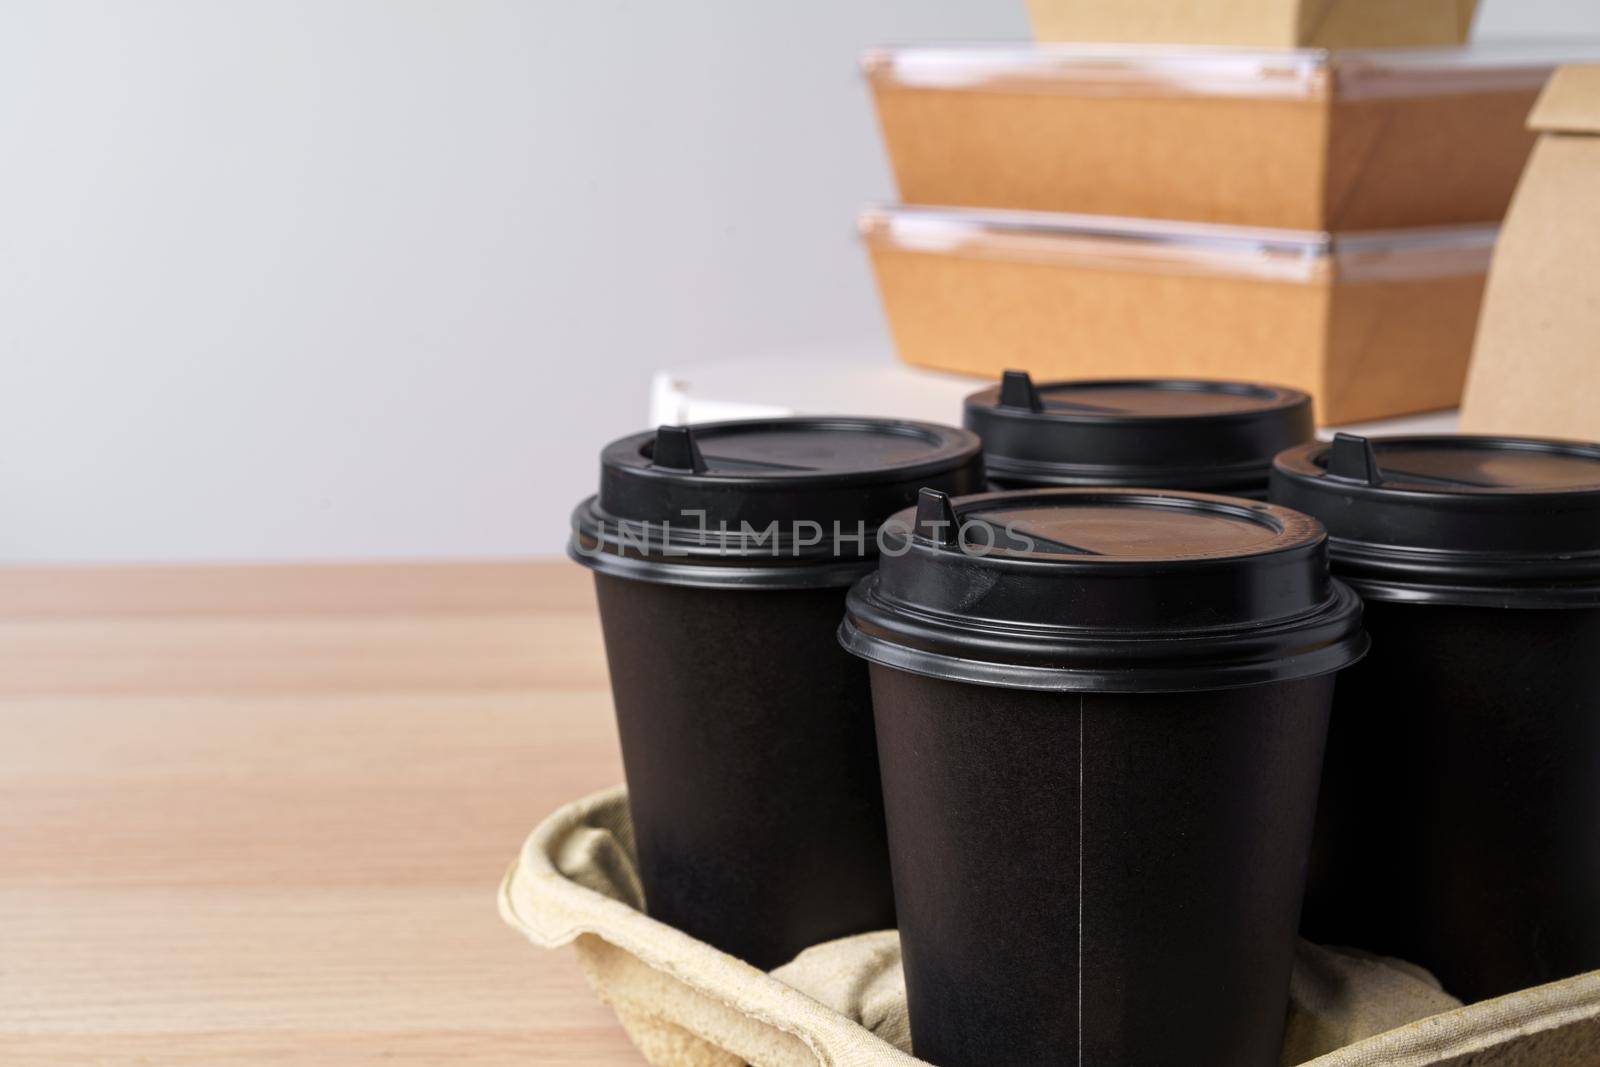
left=863, top=45, right=1591, bottom=229
left=1026, top=0, right=1480, bottom=49
left=862, top=205, right=1495, bottom=426
left=1462, top=66, right=1600, bottom=441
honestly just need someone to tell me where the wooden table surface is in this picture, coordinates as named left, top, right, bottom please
left=0, top=560, right=643, bottom=1065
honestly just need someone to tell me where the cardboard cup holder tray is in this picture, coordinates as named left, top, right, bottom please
left=501, top=786, right=1600, bottom=1067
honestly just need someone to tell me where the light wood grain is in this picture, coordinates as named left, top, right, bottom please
left=0, top=560, right=643, bottom=1064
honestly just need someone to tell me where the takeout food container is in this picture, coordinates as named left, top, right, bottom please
left=1465, top=66, right=1600, bottom=442
left=1025, top=0, right=1480, bottom=49
left=862, top=204, right=1495, bottom=426
left=863, top=44, right=1596, bottom=230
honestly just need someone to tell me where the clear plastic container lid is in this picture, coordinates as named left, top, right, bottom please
left=862, top=42, right=1600, bottom=102
left=859, top=204, right=1499, bottom=284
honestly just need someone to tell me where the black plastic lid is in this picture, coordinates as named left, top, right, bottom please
left=1271, top=433, right=1600, bottom=608
left=569, top=418, right=985, bottom=589
left=840, top=487, right=1367, bottom=693
left=964, top=371, right=1314, bottom=495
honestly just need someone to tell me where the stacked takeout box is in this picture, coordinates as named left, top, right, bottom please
left=859, top=0, right=1598, bottom=424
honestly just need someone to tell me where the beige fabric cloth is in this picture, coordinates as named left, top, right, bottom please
left=500, top=786, right=1600, bottom=1067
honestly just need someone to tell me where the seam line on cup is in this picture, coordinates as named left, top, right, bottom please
left=1078, top=691, right=1085, bottom=1067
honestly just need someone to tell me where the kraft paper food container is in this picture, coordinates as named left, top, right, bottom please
left=863, top=43, right=1600, bottom=230
left=1463, top=66, right=1600, bottom=442
left=861, top=205, right=1496, bottom=426
left=1026, top=0, right=1480, bottom=49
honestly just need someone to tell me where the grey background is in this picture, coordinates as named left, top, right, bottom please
left=1, top=0, right=1592, bottom=562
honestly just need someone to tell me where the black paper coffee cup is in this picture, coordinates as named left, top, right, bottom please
left=1274, top=433, right=1600, bottom=1002
left=964, top=371, right=1313, bottom=498
left=841, top=487, right=1367, bottom=1067
left=569, top=418, right=983, bottom=969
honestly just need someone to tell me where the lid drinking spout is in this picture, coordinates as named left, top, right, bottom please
left=998, top=370, right=1046, bottom=413
left=914, top=488, right=962, bottom=546
left=650, top=425, right=708, bottom=473
left=1326, top=433, right=1383, bottom=485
